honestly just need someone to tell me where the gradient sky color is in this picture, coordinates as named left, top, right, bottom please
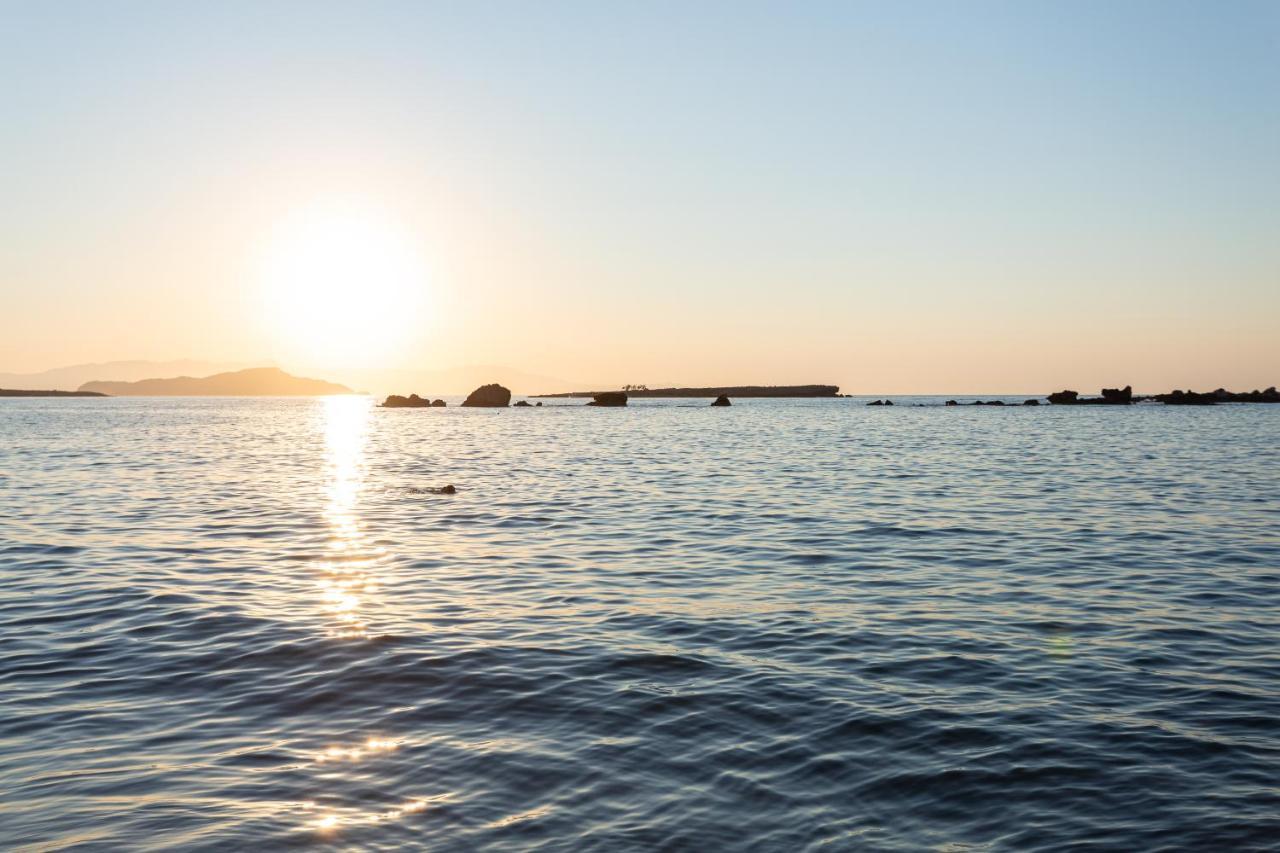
left=2, top=1, right=1277, bottom=392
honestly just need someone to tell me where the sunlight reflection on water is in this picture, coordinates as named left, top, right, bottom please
left=306, top=397, right=421, bottom=837
left=317, top=395, right=382, bottom=640
left=2, top=397, right=1278, bottom=849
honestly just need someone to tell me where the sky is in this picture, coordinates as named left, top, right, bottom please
left=2, top=0, right=1277, bottom=393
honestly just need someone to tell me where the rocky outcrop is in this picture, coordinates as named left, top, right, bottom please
left=867, top=399, right=894, bottom=406
left=1048, top=386, right=1132, bottom=405
left=711, top=395, right=731, bottom=406
left=431, top=399, right=446, bottom=407
left=461, top=384, right=511, bottom=407
left=381, top=393, right=431, bottom=408
left=1023, top=399, right=1040, bottom=406
left=513, top=400, right=532, bottom=407
left=1101, top=386, right=1133, bottom=404
left=945, top=400, right=958, bottom=406
left=586, top=392, right=628, bottom=407
left=1152, top=387, right=1280, bottom=405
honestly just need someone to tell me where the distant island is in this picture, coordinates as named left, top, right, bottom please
left=78, top=367, right=352, bottom=396
left=0, top=389, right=107, bottom=397
left=535, top=384, right=840, bottom=398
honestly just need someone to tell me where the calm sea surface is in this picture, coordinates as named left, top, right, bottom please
left=2, top=396, right=1278, bottom=851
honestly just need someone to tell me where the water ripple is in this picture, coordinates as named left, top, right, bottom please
left=1, top=396, right=1278, bottom=850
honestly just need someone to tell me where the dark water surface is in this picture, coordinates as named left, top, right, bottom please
left=2, top=397, right=1278, bottom=851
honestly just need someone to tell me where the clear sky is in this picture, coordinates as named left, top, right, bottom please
left=2, top=1, right=1277, bottom=392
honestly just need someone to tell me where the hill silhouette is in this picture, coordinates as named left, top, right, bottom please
left=0, top=359, right=250, bottom=391
left=79, top=367, right=352, bottom=396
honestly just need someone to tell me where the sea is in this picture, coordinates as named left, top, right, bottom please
left=2, top=396, right=1277, bottom=851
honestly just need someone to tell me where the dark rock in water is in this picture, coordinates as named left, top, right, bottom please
left=1154, top=389, right=1217, bottom=405
left=711, top=395, right=731, bottom=406
left=945, top=400, right=958, bottom=406
left=513, top=400, right=531, bottom=407
left=1151, top=387, right=1280, bottom=405
left=431, top=399, right=446, bottom=407
left=867, top=400, right=884, bottom=406
left=1049, top=386, right=1133, bottom=405
left=382, top=393, right=431, bottom=408
left=536, top=401, right=543, bottom=406
left=439, top=484, right=457, bottom=494
left=461, top=384, right=511, bottom=407
left=1101, top=385, right=1133, bottom=404
left=1023, top=399, right=1040, bottom=406
left=586, top=391, right=628, bottom=406
left=884, top=399, right=894, bottom=406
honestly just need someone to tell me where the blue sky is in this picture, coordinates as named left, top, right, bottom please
left=2, top=1, right=1277, bottom=390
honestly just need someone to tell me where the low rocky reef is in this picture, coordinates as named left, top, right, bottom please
left=379, top=382, right=1278, bottom=411
left=1047, top=386, right=1279, bottom=406
left=0, top=388, right=108, bottom=397
left=380, top=393, right=445, bottom=408
left=1149, top=387, right=1279, bottom=405
left=537, top=384, right=838, bottom=399
left=1047, top=386, right=1134, bottom=405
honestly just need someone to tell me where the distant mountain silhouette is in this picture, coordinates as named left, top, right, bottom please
left=79, top=367, right=352, bottom=396
left=0, top=359, right=251, bottom=391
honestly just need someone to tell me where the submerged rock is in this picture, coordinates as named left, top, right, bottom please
left=431, top=399, right=446, bottom=407
left=513, top=400, right=531, bottom=407
left=586, top=391, right=628, bottom=406
left=406, top=484, right=457, bottom=495
left=945, top=400, right=958, bottom=406
left=536, top=401, right=543, bottom=407
left=1023, top=399, right=1041, bottom=406
left=461, top=384, right=511, bottom=407
left=381, top=393, right=431, bottom=408
left=711, top=395, right=731, bottom=406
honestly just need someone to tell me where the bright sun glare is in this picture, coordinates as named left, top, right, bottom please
left=258, top=203, right=428, bottom=369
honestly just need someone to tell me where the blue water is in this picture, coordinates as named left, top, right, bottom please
left=2, top=396, right=1278, bottom=850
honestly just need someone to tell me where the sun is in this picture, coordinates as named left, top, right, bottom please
left=257, top=202, right=429, bottom=370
